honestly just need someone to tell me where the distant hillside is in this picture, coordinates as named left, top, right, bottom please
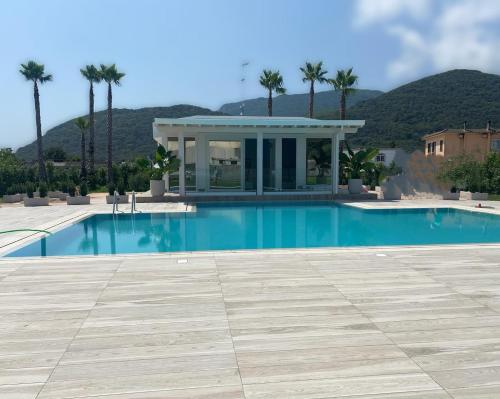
left=318, top=69, right=500, bottom=151
left=16, top=105, right=221, bottom=162
left=219, top=89, right=383, bottom=116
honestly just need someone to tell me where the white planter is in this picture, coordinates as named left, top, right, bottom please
left=49, top=190, right=67, bottom=200
left=24, top=197, right=50, bottom=207
left=2, top=194, right=22, bottom=203
left=106, top=195, right=129, bottom=204
left=67, top=196, right=90, bottom=205
left=442, top=192, right=460, bottom=200
left=381, top=181, right=402, bottom=200
left=150, top=180, right=165, bottom=197
left=348, top=179, right=363, bottom=194
left=460, top=191, right=489, bottom=201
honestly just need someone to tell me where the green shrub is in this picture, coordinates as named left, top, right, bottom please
left=117, top=180, right=126, bottom=196
left=6, top=186, right=17, bottom=195
left=80, top=182, right=88, bottom=196
left=107, top=183, right=115, bottom=196
left=129, top=173, right=149, bottom=192
left=38, top=183, right=48, bottom=198
left=68, top=182, right=76, bottom=197
left=26, top=183, right=35, bottom=198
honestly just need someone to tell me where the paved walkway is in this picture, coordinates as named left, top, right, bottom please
left=0, top=246, right=499, bottom=398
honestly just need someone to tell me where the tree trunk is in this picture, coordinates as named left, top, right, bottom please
left=106, top=83, right=113, bottom=184
left=309, top=81, right=314, bottom=118
left=88, top=82, right=95, bottom=176
left=268, top=88, right=272, bottom=117
left=33, top=81, right=47, bottom=181
left=80, top=129, right=87, bottom=179
left=340, top=91, right=346, bottom=120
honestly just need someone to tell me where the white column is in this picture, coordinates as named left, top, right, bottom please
left=275, top=137, right=282, bottom=191
left=257, top=132, right=263, bottom=195
left=332, top=134, right=339, bottom=194
left=162, top=137, right=169, bottom=192
left=179, top=133, right=186, bottom=196
left=296, top=136, right=306, bottom=189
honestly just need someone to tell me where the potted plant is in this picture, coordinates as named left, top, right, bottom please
left=150, top=144, right=180, bottom=197
left=443, top=186, right=460, bottom=200
left=67, top=181, right=90, bottom=205
left=24, top=182, right=49, bottom=206
left=3, top=184, right=24, bottom=203
left=105, top=181, right=129, bottom=204
left=340, top=142, right=378, bottom=194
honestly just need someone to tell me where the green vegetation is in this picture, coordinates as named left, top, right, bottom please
left=80, top=64, right=102, bottom=175
left=151, top=144, right=180, bottom=180
left=320, top=69, right=500, bottom=151
left=74, top=117, right=89, bottom=179
left=328, top=68, right=358, bottom=120
left=300, top=62, right=329, bottom=118
left=100, top=64, right=126, bottom=184
left=19, top=60, right=53, bottom=181
left=16, top=105, right=221, bottom=162
left=259, top=70, right=286, bottom=116
left=438, top=153, right=500, bottom=194
left=340, top=142, right=378, bottom=181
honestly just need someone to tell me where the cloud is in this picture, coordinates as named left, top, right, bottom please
left=354, top=0, right=431, bottom=26
left=354, top=0, right=500, bottom=80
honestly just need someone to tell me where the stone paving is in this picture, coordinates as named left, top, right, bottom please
left=0, top=199, right=499, bottom=398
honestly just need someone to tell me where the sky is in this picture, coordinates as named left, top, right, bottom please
left=2, top=0, right=500, bottom=149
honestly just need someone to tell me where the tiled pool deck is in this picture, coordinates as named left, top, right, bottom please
left=0, top=200, right=499, bottom=398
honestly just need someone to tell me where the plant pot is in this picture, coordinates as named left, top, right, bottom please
left=459, top=191, right=489, bottom=201
left=150, top=179, right=165, bottom=197
left=48, top=190, right=67, bottom=200
left=381, top=180, right=402, bottom=200
left=67, top=196, right=90, bottom=205
left=443, top=192, right=460, bottom=200
left=24, top=197, right=50, bottom=207
left=2, top=194, right=22, bottom=203
left=348, top=179, right=363, bottom=194
left=106, top=195, right=129, bottom=204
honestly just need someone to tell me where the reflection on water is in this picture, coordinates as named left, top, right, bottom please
left=7, top=204, right=500, bottom=257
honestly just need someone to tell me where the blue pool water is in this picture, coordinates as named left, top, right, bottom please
left=6, top=202, right=500, bottom=257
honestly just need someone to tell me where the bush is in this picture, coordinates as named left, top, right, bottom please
left=80, top=182, right=88, bottom=196
left=68, top=182, right=76, bottom=197
left=38, top=183, right=48, bottom=198
left=26, top=183, right=35, bottom=198
left=117, top=180, right=126, bottom=196
left=129, top=173, right=149, bottom=192
left=6, top=185, right=17, bottom=195
left=107, top=183, right=115, bottom=196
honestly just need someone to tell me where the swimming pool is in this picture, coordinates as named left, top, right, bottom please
left=5, top=202, right=500, bottom=257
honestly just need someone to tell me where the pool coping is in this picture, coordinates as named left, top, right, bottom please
left=0, top=200, right=499, bottom=259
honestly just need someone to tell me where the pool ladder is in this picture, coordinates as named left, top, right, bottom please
left=112, top=191, right=140, bottom=215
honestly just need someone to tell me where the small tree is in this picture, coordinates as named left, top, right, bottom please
left=74, top=117, right=89, bottom=179
left=340, top=142, right=378, bottom=181
left=259, top=70, right=286, bottom=116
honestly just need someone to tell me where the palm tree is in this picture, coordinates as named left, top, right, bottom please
left=259, top=70, right=286, bottom=116
left=19, top=61, right=52, bottom=181
left=329, top=68, right=358, bottom=120
left=80, top=65, right=101, bottom=177
left=74, top=117, right=89, bottom=179
left=100, top=64, right=125, bottom=184
left=300, top=62, right=328, bottom=118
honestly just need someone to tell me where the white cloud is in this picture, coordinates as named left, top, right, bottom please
left=354, top=0, right=500, bottom=80
left=354, top=0, right=431, bottom=26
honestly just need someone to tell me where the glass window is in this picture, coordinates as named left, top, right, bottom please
left=431, top=142, right=436, bottom=153
left=491, top=139, right=500, bottom=152
left=263, top=139, right=276, bottom=192
left=306, top=139, right=331, bottom=186
left=439, top=140, right=444, bottom=152
left=166, top=138, right=179, bottom=191
left=376, top=153, right=385, bottom=163
left=209, top=141, right=241, bottom=190
left=184, top=138, right=196, bottom=192
left=427, top=143, right=431, bottom=154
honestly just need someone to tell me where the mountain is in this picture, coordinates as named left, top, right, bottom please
left=219, top=89, right=383, bottom=116
left=318, top=69, right=500, bottom=151
left=16, top=105, right=221, bottom=162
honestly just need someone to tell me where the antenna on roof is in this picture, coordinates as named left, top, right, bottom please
left=240, top=61, right=249, bottom=116
left=463, top=120, right=467, bottom=131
